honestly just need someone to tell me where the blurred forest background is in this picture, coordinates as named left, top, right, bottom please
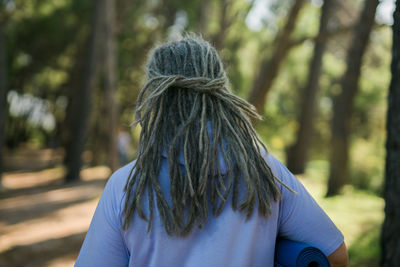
left=0, top=0, right=399, bottom=266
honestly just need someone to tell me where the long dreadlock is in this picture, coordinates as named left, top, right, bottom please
left=122, top=35, right=282, bottom=236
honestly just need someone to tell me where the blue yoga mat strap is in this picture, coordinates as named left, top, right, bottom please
left=274, top=239, right=330, bottom=267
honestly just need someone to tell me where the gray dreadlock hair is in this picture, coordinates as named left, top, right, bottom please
left=122, top=35, right=282, bottom=236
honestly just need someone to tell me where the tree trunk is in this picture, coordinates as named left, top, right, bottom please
left=326, top=0, right=379, bottom=196
left=212, top=0, right=231, bottom=51
left=247, top=0, right=305, bottom=115
left=381, top=1, right=400, bottom=265
left=103, top=0, right=119, bottom=171
left=62, top=30, right=90, bottom=166
left=197, top=0, right=212, bottom=35
left=286, top=0, right=335, bottom=174
left=64, top=0, right=103, bottom=182
left=216, top=0, right=254, bottom=92
left=0, top=22, right=7, bottom=186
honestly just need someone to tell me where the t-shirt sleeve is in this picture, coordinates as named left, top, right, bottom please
left=266, top=154, right=344, bottom=256
left=75, top=170, right=129, bottom=267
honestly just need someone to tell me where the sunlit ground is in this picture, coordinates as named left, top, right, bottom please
left=0, top=158, right=382, bottom=266
left=0, top=165, right=111, bottom=267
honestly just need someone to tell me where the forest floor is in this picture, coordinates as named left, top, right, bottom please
left=0, top=165, right=110, bottom=267
left=0, top=148, right=384, bottom=267
left=0, top=146, right=111, bottom=267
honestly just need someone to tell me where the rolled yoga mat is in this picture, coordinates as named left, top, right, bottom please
left=274, top=239, right=330, bottom=267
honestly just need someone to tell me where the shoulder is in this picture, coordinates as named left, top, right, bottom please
left=261, top=152, right=302, bottom=196
left=262, top=152, right=283, bottom=176
left=261, top=152, right=292, bottom=186
left=102, top=160, right=137, bottom=210
left=107, top=160, right=137, bottom=190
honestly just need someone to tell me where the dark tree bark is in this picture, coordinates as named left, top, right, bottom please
left=103, top=0, right=119, bottom=171
left=247, top=0, right=305, bottom=115
left=197, top=0, right=212, bottom=35
left=64, top=1, right=103, bottom=182
left=160, top=0, right=178, bottom=35
left=210, top=0, right=254, bottom=93
left=326, top=0, right=379, bottom=196
left=0, top=22, right=7, bottom=186
left=381, top=1, right=400, bottom=265
left=211, top=0, right=232, bottom=50
left=286, top=0, right=336, bottom=174
left=61, top=24, right=91, bottom=164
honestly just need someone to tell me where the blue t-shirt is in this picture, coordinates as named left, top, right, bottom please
left=75, top=152, right=344, bottom=267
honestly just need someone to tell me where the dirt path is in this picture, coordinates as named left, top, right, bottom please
left=0, top=166, right=111, bottom=267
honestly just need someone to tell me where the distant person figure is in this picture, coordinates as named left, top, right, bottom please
left=117, top=127, right=131, bottom=166
left=75, top=35, right=348, bottom=267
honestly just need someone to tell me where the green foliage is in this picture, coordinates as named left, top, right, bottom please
left=299, top=160, right=383, bottom=267
left=348, top=225, right=380, bottom=267
left=3, top=0, right=391, bottom=194
left=1, top=0, right=391, bottom=263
